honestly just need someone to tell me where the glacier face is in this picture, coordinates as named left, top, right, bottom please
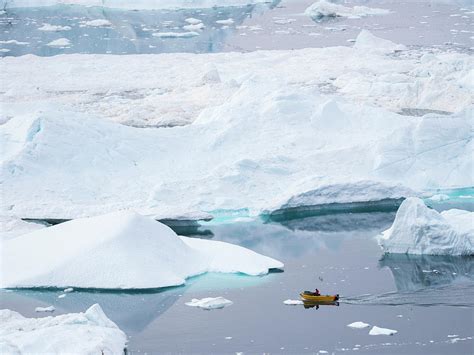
left=379, top=198, right=474, bottom=256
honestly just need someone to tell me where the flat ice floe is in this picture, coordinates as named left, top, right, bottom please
left=0, top=211, right=283, bottom=289
left=369, top=326, right=398, bottom=336
left=379, top=198, right=474, bottom=256
left=347, top=321, right=370, bottom=329
left=0, top=304, right=127, bottom=354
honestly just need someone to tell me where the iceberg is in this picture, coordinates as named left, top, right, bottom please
left=0, top=211, right=283, bottom=289
left=379, top=198, right=474, bottom=255
left=0, top=304, right=127, bottom=354
left=354, top=30, right=407, bottom=54
left=305, top=0, right=390, bottom=20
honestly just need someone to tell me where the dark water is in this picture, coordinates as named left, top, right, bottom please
left=2, top=210, right=473, bottom=354
left=1, top=0, right=472, bottom=57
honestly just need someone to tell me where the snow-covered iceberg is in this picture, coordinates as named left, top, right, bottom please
left=0, top=304, right=127, bottom=354
left=0, top=211, right=283, bottom=289
left=1, top=32, right=472, bottom=220
left=305, top=0, right=390, bottom=20
left=379, top=198, right=474, bottom=255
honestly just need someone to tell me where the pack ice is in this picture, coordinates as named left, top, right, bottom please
left=379, top=198, right=474, bottom=256
left=0, top=211, right=283, bottom=289
left=0, top=304, right=127, bottom=354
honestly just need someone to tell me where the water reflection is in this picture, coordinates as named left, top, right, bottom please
left=379, top=254, right=474, bottom=292
left=0, top=2, right=278, bottom=56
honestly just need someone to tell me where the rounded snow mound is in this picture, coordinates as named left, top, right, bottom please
left=0, top=211, right=283, bottom=289
left=379, top=198, right=474, bottom=255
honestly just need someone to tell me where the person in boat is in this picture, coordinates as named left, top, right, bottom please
left=314, top=288, right=320, bottom=296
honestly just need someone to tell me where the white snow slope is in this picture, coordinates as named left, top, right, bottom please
left=379, top=198, right=474, bottom=255
left=0, top=32, right=472, bottom=219
left=0, top=211, right=283, bottom=289
left=0, top=0, right=267, bottom=9
left=0, top=304, right=127, bottom=354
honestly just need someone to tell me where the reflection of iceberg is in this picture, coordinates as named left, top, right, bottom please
left=0, top=2, right=276, bottom=56
left=270, top=211, right=395, bottom=233
left=379, top=253, right=474, bottom=292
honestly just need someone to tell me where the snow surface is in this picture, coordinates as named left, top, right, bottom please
left=1, top=0, right=267, bottom=9
left=369, top=326, right=398, bottom=336
left=0, top=217, right=46, bottom=240
left=0, top=32, right=472, bottom=220
left=185, top=297, right=233, bottom=309
left=0, top=211, right=283, bottom=289
left=379, top=198, right=474, bottom=255
left=347, top=321, right=370, bottom=329
left=305, top=0, right=390, bottom=20
left=0, top=304, right=127, bottom=354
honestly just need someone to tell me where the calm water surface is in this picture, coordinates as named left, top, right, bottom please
left=2, top=210, right=473, bottom=354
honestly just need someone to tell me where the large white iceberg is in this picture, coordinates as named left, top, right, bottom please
left=0, top=304, right=127, bottom=354
left=379, top=198, right=474, bottom=255
left=0, top=211, right=283, bottom=289
left=0, top=32, right=472, bottom=220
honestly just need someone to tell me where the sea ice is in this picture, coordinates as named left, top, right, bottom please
left=0, top=304, right=127, bottom=353
left=379, top=198, right=474, bottom=255
left=81, top=19, right=112, bottom=27
left=185, top=297, right=233, bottom=309
left=347, top=321, right=370, bottom=329
left=369, top=326, right=398, bottom=335
left=0, top=211, right=283, bottom=289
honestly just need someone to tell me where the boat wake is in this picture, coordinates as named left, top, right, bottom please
left=341, top=283, right=474, bottom=308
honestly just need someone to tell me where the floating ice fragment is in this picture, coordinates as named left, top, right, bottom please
left=216, top=19, right=234, bottom=25
left=152, top=31, right=199, bottom=38
left=35, top=305, right=55, bottom=312
left=369, top=326, right=398, bottom=335
left=185, top=297, right=233, bottom=310
left=46, top=38, right=71, bottom=47
left=283, top=299, right=303, bottom=305
left=64, top=287, right=74, bottom=293
left=347, top=321, right=370, bottom=329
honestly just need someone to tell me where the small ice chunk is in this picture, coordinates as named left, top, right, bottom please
left=369, top=326, right=398, bottom=335
left=429, top=194, right=449, bottom=201
left=46, top=38, right=71, bottom=47
left=82, top=19, right=112, bottom=27
left=35, top=305, right=55, bottom=312
left=185, top=18, right=202, bottom=25
left=58, top=294, right=66, bottom=299
left=347, top=321, right=370, bottom=329
left=64, top=287, right=74, bottom=293
left=283, top=299, right=303, bottom=305
left=225, top=336, right=232, bottom=340
left=38, top=23, right=71, bottom=31
left=216, top=19, right=234, bottom=25
left=183, top=23, right=205, bottom=31
left=319, top=351, right=328, bottom=354
left=185, top=297, right=233, bottom=310
left=152, top=31, right=199, bottom=38
left=447, top=334, right=459, bottom=338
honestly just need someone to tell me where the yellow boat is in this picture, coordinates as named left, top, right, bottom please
left=300, top=291, right=339, bottom=303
